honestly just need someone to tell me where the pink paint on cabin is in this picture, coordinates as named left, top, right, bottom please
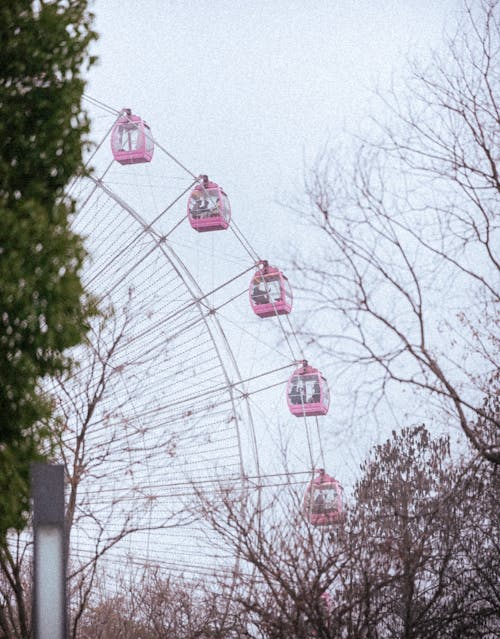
left=249, top=262, right=293, bottom=318
left=187, top=178, right=230, bottom=232
left=303, top=469, right=344, bottom=526
left=287, top=361, right=330, bottom=416
left=111, top=109, right=154, bottom=165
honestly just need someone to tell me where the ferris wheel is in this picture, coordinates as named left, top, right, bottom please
left=57, top=98, right=342, bottom=586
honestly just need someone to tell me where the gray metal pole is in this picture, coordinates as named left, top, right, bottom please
left=32, top=464, right=67, bottom=639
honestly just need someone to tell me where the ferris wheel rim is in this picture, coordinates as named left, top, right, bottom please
left=63, top=99, right=321, bottom=586
left=85, top=172, right=262, bottom=486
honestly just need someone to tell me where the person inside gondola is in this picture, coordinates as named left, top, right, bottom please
left=207, top=197, right=220, bottom=217
left=191, top=192, right=210, bottom=218
left=313, top=491, right=326, bottom=514
left=198, top=183, right=219, bottom=217
left=290, top=384, right=304, bottom=405
left=267, top=278, right=281, bottom=302
left=252, top=280, right=270, bottom=305
left=309, top=381, right=321, bottom=403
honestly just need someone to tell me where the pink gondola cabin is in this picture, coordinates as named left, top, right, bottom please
left=303, top=469, right=344, bottom=526
left=287, top=361, right=330, bottom=417
left=111, top=109, right=154, bottom=165
left=187, top=175, right=231, bottom=232
left=249, top=261, right=293, bottom=318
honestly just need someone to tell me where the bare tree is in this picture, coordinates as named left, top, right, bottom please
left=442, top=400, right=500, bottom=637
left=0, top=533, right=31, bottom=639
left=297, top=0, right=499, bottom=463
left=59, top=419, right=499, bottom=639
left=77, top=568, right=249, bottom=639
left=341, top=424, right=499, bottom=638
left=59, top=303, right=195, bottom=638
left=193, top=475, right=349, bottom=639
left=0, top=303, right=188, bottom=639
left=199, top=427, right=498, bottom=638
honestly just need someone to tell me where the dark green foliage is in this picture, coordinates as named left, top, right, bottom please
left=0, top=0, right=97, bottom=535
left=0, top=1, right=96, bottom=206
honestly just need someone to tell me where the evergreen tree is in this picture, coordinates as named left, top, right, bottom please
left=0, top=0, right=97, bottom=534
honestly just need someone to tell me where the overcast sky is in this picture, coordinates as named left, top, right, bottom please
left=87, top=1, right=459, bottom=207
left=83, top=1, right=465, bottom=480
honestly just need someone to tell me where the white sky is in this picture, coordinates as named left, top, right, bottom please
left=87, top=0, right=459, bottom=208
left=83, top=0, right=465, bottom=482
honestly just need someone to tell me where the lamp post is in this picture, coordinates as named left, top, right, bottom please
left=32, top=463, right=67, bottom=639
